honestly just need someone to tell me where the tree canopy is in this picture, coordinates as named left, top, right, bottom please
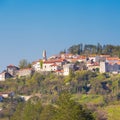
left=67, top=43, right=120, bottom=56
left=11, top=92, right=95, bottom=120
left=18, top=59, right=31, bottom=69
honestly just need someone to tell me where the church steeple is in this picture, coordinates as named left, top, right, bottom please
left=43, top=50, right=47, bottom=61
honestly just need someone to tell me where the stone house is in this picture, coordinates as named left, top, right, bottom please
left=0, top=71, right=13, bottom=81
left=100, top=61, right=120, bottom=73
left=7, top=64, right=19, bottom=76
left=17, top=68, right=34, bottom=77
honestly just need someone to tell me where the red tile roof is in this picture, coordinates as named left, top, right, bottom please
left=44, top=59, right=63, bottom=64
left=50, top=63, right=58, bottom=67
left=7, top=64, right=17, bottom=67
left=107, top=57, right=119, bottom=61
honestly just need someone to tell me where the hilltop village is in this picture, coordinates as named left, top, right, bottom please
left=1, top=50, right=120, bottom=81
left=1, top=46, right=120, bottom=120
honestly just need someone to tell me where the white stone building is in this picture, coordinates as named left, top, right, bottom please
left=63, top=64, right=74, bottom=76
left=43, top=61, right=61, bottom=72
left=32, top=60, right=43, bottom=72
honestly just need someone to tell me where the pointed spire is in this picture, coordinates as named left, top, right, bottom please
left=43, top=50, right=47, bottom=61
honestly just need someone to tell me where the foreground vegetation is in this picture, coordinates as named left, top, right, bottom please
left=10, top=92, right=95, bottom=120
left=0, top=70, right=120, bottom=119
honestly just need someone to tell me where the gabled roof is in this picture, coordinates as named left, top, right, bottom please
left=0, top=72, right=5, bottom=75
left=44, top=59, right=64, bottom=64
left=117, top=61, right=120, bottom=65
left=55, top=70, right=64, bottom=73
left=7, top=64, right=19, bottom=68
left=107, top=57, right=119, bottom=61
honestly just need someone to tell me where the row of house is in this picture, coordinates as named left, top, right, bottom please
left=32, top=59, right=74, bottom=76
left=0, top=65, right=34, bottom=81
left=0, top=51, right=83, bottom=81
left=1, top=50, right=120, bottom=81
left=31, top=53, right=102, bottom=75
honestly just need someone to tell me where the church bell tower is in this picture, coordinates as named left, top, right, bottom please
left=43, top=50, right=47, bottom=61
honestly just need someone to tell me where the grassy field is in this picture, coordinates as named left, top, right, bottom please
left=73, top=94, right=120, bottom=120
left=73, top=94, right=104, bottom=105
left=0, top=118, right=8, bottom=120
left=104, top=105, right=120, bottom=120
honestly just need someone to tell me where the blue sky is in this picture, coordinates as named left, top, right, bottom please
left=0, top=0, right=120, bottom=71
